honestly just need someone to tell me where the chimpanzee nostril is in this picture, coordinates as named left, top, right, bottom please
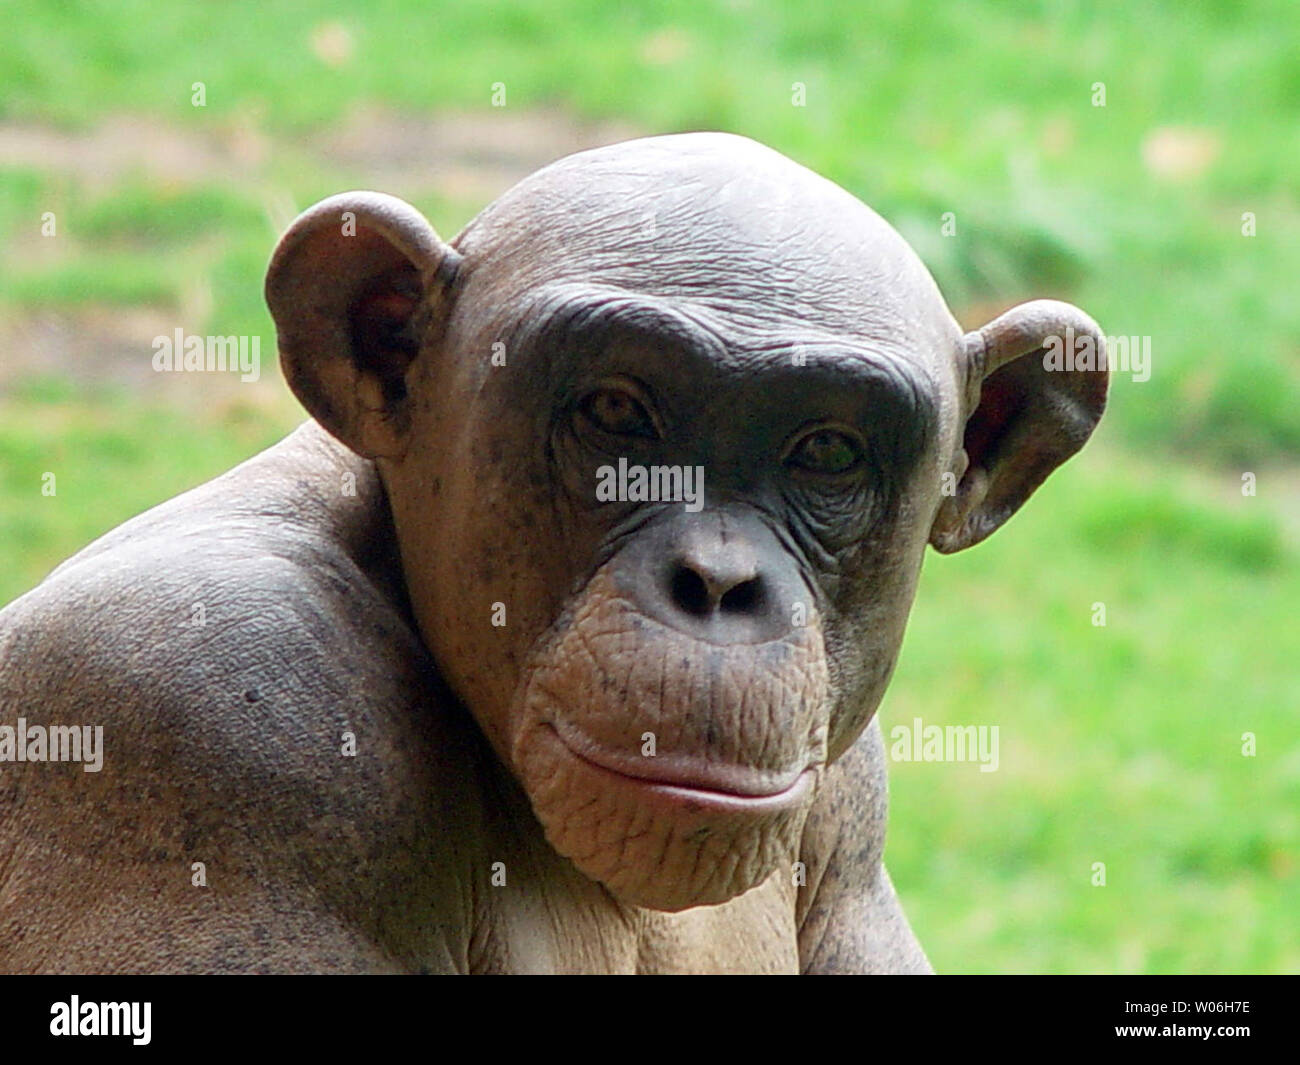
left=719, top=576, right=763, bottom=614
left=668, top=559, right=764, bottom=617
left=669, top=565, right=712, bottom=617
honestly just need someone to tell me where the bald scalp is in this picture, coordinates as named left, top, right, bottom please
left=450, top=133, right=959, bottom=352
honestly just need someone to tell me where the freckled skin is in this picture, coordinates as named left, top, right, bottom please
left=0, top=133, right=1106, bottom=973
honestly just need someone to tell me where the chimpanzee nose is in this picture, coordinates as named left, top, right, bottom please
left=668, top=553, right=764, bottom=617
left=610, top=510, right=798, bottom=645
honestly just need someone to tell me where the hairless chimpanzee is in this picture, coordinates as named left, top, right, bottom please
left=0, top=132, right=1106, bottom=973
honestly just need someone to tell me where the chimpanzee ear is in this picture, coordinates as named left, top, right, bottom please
left=929, top=299, right=1108, bottom=553
left=265, top=192, right=461, bottom=459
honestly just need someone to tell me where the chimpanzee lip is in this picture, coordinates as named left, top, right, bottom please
left=544, top=719, right=812, bottom=801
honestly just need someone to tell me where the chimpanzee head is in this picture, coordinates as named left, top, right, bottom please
left=266, top=132, right=1107, bottom=911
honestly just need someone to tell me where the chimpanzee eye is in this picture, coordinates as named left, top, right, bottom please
left=787, top=427, right=865, bottom=475
left=578, top=386, right=658, bottom=438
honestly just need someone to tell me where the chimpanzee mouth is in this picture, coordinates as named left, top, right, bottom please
left=543, top=720, right=815, bottom=809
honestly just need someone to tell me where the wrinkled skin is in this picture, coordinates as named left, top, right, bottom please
left=0, top=133, right=1107, bottom=973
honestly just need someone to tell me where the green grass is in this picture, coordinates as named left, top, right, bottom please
left=0, top=382, right=299, bottom=606
left=0, top=0, right=1296, bottom=973
left=887, top=446, right=1298, bottom=973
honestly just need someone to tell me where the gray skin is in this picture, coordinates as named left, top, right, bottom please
left=0, top=132, right=1107, bottom=973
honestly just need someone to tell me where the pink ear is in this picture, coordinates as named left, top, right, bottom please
left=265, top=192, right=461, bottom=459
left=930, top=300, right=1109, bottom=553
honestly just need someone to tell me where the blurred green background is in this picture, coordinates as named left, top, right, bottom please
left=0, top=1, right=1296, bottom=972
